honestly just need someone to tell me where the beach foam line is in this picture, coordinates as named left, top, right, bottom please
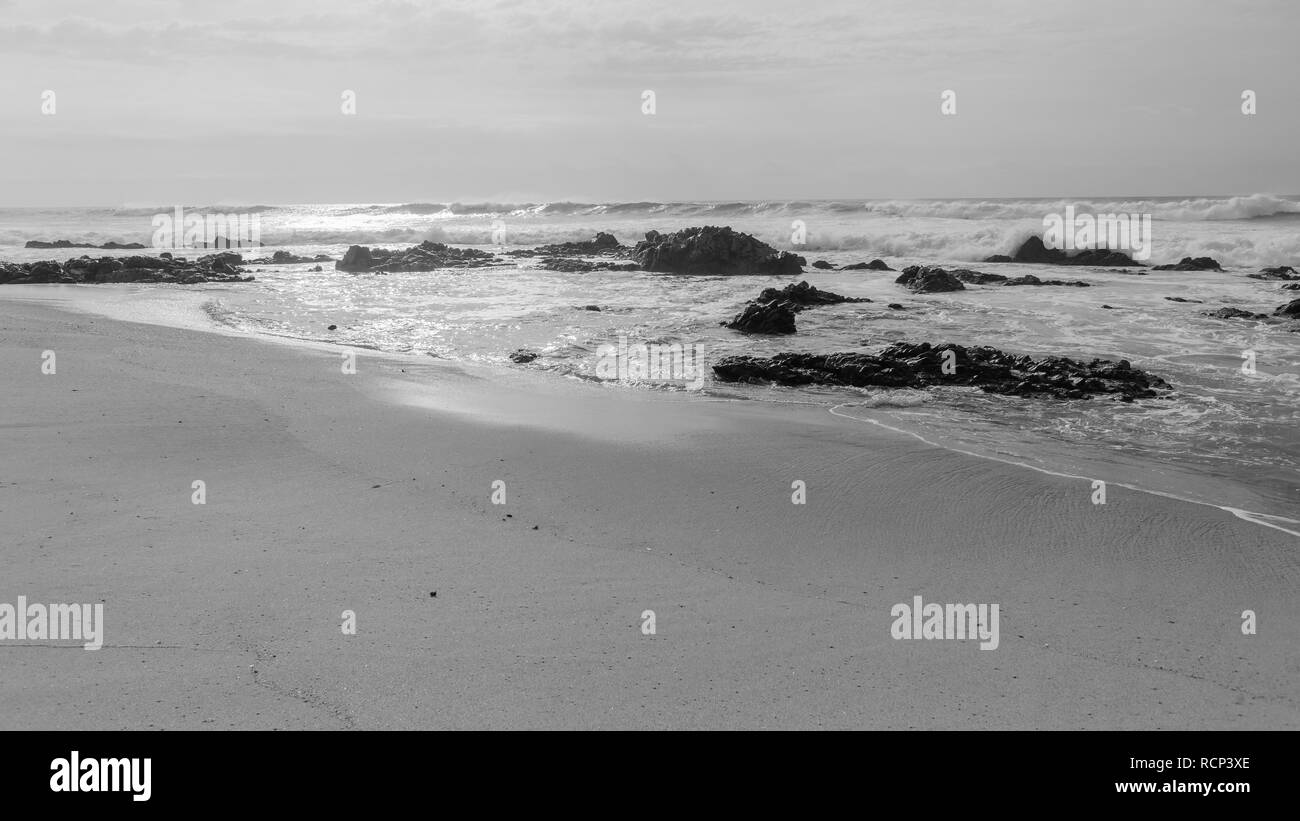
left=827, top=402, right=1300, bottom=540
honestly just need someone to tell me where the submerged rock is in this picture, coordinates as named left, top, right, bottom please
left=1152, top=256, right=1223, bottom=271
left=1203, top=307, right=1267, bottom=320
left=841, top=259, right=895, bottom=271
left=337, top=241, right=497, bottom=273
left=508, top=349, right=539, bottom=364
left=949, top=269, right=1008, bottom=285
left=536, top=257, right=638, bottom=273
left=632, top=226, right=805, bottom=276
left=986, top=236, right=1144, bottom=267
left=508, top=232, right=627, bottom=258
left=713, top=342, right=1170, bottom=401
left=895, top=266, right=965, bottom=293
left=812, top=260, right=834, bottom=269
left=1249, top=266, right=1300, bottom=280
left=1002, top=274, right=1091, bottom=287
left=1164, top=296, right=1204, bottom=303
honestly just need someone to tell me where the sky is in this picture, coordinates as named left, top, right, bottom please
left=0, top=0, right=1296, bottom=206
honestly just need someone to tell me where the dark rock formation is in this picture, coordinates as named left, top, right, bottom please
left=949, top=269, right=1008, bottom=285
left=583, top=305, right=601, bottom=311
left=1276, top=299, right=1300, bottom=317
left=986, top=236, right=1144, bottom=267
left=723, top=302, right=797, bottom=334
left=1249, top=266, right=1300, bottom=281
left=752, top=280, right=870, bottom=312
left=1152, top=256, right=1222, bottom=271
left=248, top=250, right=333, bottom=265
left=536, top=257, right=638, bottom=273
left=0, top=252, right=254, bottom=285
left=722, top=281, right=867, bottom=335
left=887, top=303, right=906, bottom=310
left=1002, top=274, right=1091, bottom=287
left=337, top=241, right=497, bottom=273
left=895, top=266, right=965, bottom=293
left=1203, top=307, right=1267, bottom=320
left=812, top=260, right=834, bottom=269
left=631, top=227, right=805, bottom=276
left=25, top=239, right=147, bottom=250
left=508, top=349, right=539, bottom=364
left=841, top=259, right=895, bottom=271
left=1164, top=296, right=1204, bottom=303
left=1282, top=283, right=1300, bottom=290
left=507, top=232, right=628, bottom=258
left=712, top=342, right=1169, bottom=401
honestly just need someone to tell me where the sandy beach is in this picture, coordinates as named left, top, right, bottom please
left=0, top=294, right=1295, bottom=730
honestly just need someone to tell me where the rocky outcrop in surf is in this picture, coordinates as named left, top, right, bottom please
left=895, top=266, right=966, bottom=293
left=1276, top=298, right=1300, bottom=317
left=1250, top=266, right=1300, bottom=280
left=337, top=241, right=498, bottom=273
left=841, top=259, right=895, bottom=271
left=1152, top=256, right=1223, bottom=271
left=1203, top=307, right=1268, bottom=320
left=0, top=252, right=254, bottom=284
left=507, top=232, right=630, bottom=258
left=984, top=236, right=1144, bottom=266
left=632, top=227, right=805, bottom=276
left=724, top=302, right=798, bottom=334
left=1001, top=274, right=1091, bottom=287
left=248, top=250, right=334, bottom=265
left=536, top=258, right=638, bottom=273
left=723, top=281, right=868, bottom=335
left=712, top=342, right=1170, bottom=401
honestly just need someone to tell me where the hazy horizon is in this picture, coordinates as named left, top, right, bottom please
left=2, top=0, right=1297, bottom=207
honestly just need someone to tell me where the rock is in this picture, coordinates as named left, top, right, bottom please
left=537, top=257, right=638, bottom=273
left=327, top=324, right=338, bottom=330
left=509, top=349, right=539, bottom=363
left=753, top=280, right=870, bottom=312
left=723, top=302, right=798, bottom=334
left=1152, top=256, right=1222, bottom=271
left=1203, top=307, right=1267, bottom=320
left=987, top=236, right=1144, bottom=266
left=1002, top=274, right=1090, bottom=287
left=338, top=245, right=375, bottom=272
left=949, top=268, right=1008, bottom=284
left=895, top=266, right=966, bottom=293
left=712, top=342, right=1169, bottom=401
left=1164, top=296, right=1203, bottom=303
left=1275, top=299, right=1300, bottom=317
left=887, top=303, right=905, bottom=310
left=1101, top=305, right=1116, bottom=309
left=336, top=241, right=497, bottom=273
left=24, top=239, right=147, bottom=250
left=583, top=305, right=601, bottom=311
left=840, top=259, right=895, bottom=271
left=812, top=260, right=834, bottom=269
left=1282, top=283, right=1300, bottom=290
left=631, top=226, right=805, bottom=276
left=311, top=265, right=322, bottom=272
left=507, top=232, right=630, bottom=259
left=0, top=252, right=254, bottom=285
left=1249, top=266, right=1300, bottom=280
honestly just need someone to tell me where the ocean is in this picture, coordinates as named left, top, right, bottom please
left=2, top=195, right=1298, bottom=528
